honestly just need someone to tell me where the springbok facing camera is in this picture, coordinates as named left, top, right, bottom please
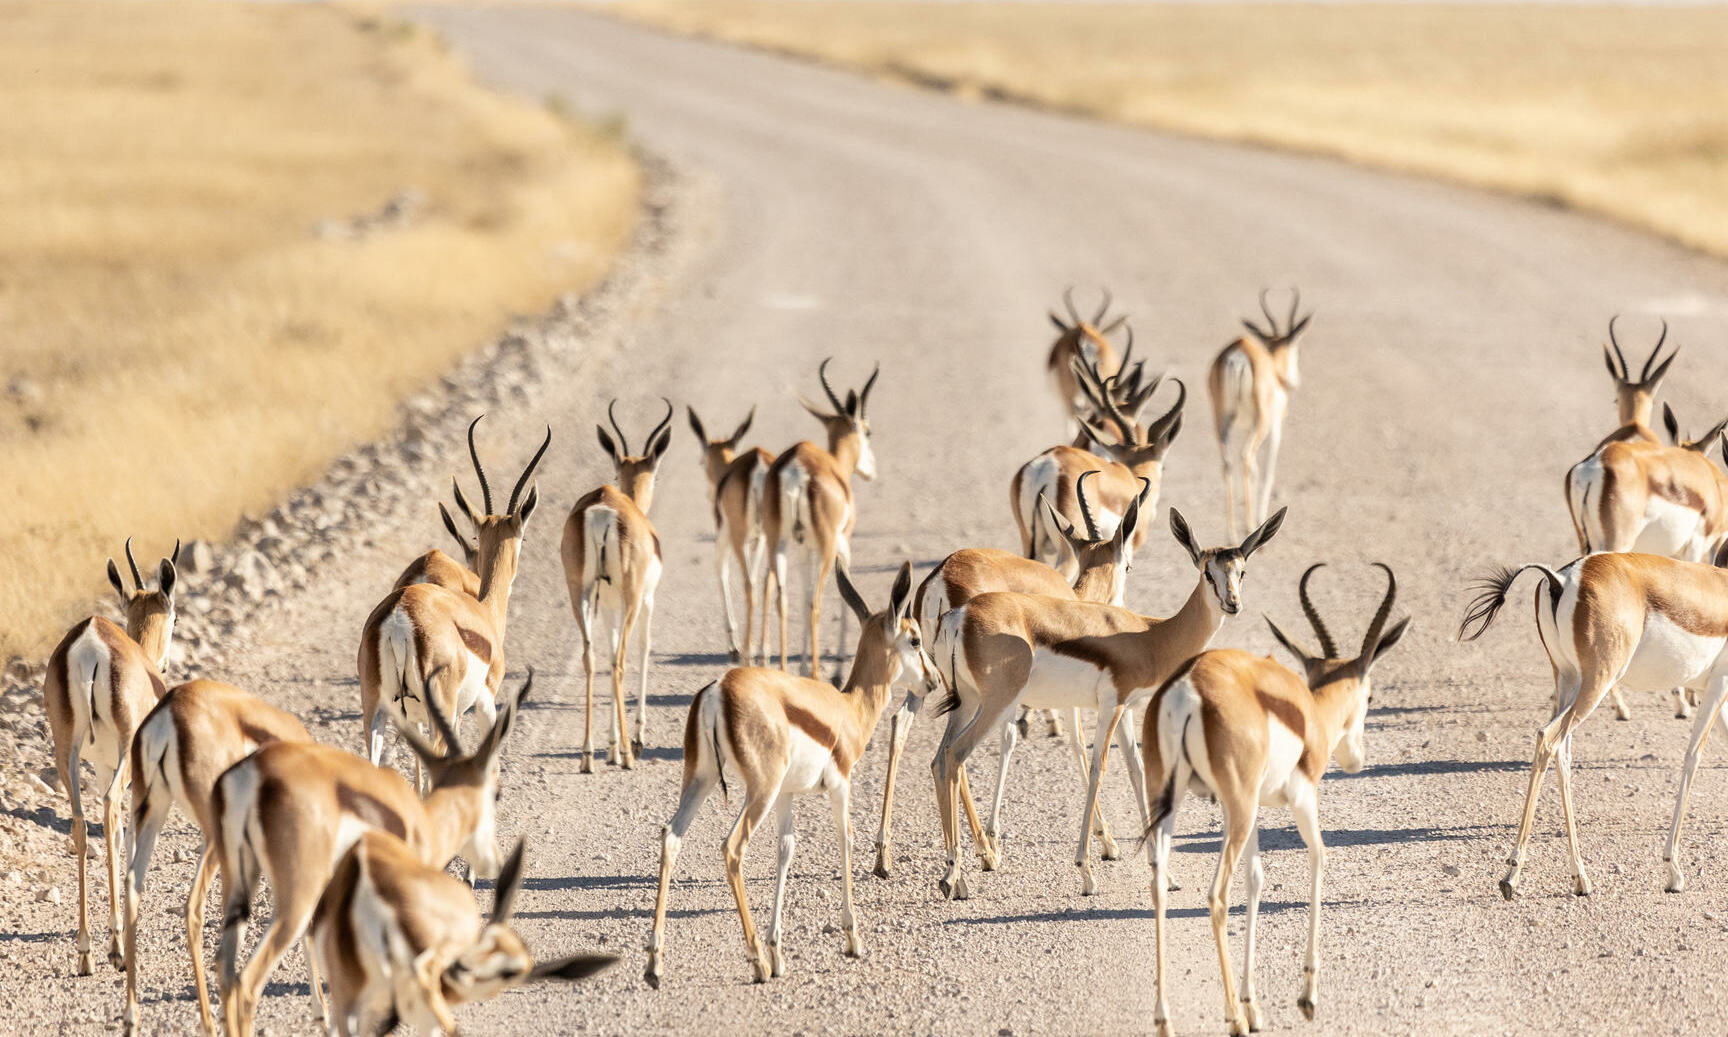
left=42, top=539, right=177, bottom=977
left=762, top=358, right=880, bottom=679
left=931, top=507, right=1287, bottom=899
left=562, top=399, right=672, bottom=771
left=645, top=564, right=936, bottom=988
left=1144, top=564, right=1407, bottom=1037
left=1461, top=554, right=1728, bottom=900
left=689, top=405, right=775, bottom=664
left=1208, top=289, right=1312, bottom=538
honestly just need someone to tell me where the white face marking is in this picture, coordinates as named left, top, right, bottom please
left=1204, top=556, right=1246, bottom=616
left=853, top=420, right=877, bottom=481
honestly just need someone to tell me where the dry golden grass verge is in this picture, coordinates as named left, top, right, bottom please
left=613, top=1, right=1728, bottom=254
left=0, top=2, right=638, bottom=657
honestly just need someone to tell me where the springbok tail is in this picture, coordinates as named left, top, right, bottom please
left=1458, top=563, right=1566, bottom=642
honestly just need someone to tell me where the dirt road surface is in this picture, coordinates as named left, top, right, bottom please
left=8, top=6, right=1728, bottom=1034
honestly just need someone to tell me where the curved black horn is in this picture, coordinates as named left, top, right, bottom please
left=1074, top=470, right=1103, bottom=541
left=647, top=397, right=674, bottom=448
left=124, top=536, right=143, bottom=591
left=1298, top=563, right=1339, bottom=658
left=606, top=399, right=631, bottom=457
left=1360, top=562, right=1398, bottom=660
left=1259, top=289, right=1279, bottom=336
left=1146, top=378, right=1187, bottom=442
left=859, top=363, right=881, bottom=418
left=1606, top=315, right=1630, bottom=382
left=1117, top=325, right=1135, bottom=378
left=467, top=415, right=494, bottom=515
left=1286, top=286, right=1301, bottom=334
left=508, top=425, right=553, bottom=514
left=817, top=357, right=846, bottom=415
left=1639, top=318, right=1671, bottom=381
left=1062, top=286, right=1082, bottom=327
left=1092, top=287, right=1112, bottom=326
left=169, top=539, right=182, bottom=567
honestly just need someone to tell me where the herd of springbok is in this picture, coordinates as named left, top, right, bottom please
left=33, top=289, right=1720, bottom=1035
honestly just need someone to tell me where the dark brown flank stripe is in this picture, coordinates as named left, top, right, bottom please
left=784, top=703, right=837, bottom=751
left=458, top=627, right=492, bottom=664
left=1598, top=463, right=1617, bottom=535
left=1653, top=474, right=1705, bottom=512
left=336, top=786, right=409, bottom=841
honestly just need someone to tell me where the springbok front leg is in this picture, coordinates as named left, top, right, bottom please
left=1075, top=705, right=1128, bottom=895
left=1663, top=677, right=1728, bottom=893
left=873, top=696, right=916, bottom=879
left=1149, top=768, right=1186, bottom=1037
left=829, top=781, right=863, bottom=958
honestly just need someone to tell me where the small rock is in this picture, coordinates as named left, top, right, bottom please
left=1441, top=864, right=1461, bottom=878
left=179, top=539, right=217, bottom=575
left=37, top=886, right=60, bottom=905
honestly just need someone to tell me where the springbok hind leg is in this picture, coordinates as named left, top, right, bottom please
left=102, top=763, right=128, bottom=971
left=1664, top=677, right=1728, bottom=893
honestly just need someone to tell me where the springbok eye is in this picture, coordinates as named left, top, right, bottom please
left=910, top=635, right=922, bottom=648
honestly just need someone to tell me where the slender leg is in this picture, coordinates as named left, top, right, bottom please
left=1610, top=686, right=1632, bottom=721
left=1076, top=706, right=1126, bottom=895
left=645, top=769, right=717, bottom=988
left=830, top=782, right=863, bottom=958
left=1211, top=810, right=1255, bottom=1037
left=186, top=848, right=221, bottom=1037
left=1063, top=710, right=1118, bottom=862
left=1290, top=783, right=1327, bottom=1021
left=986, top=716, right=1021, bottom=861
left=302, top=932, right=328, bottom=1024
left=1149, top=765, right=1186, bottom=1037
left=934, top=703, right=1004, bottom=901
left=723, top=787, right=780, bottom=983
left=124, top=780, right=170, bottom=1034
left=365, top=704, right=390, bottom=767
left=103, top=764, right=127, bottom=971
left=613, top=607, right=637, bottom=769
left=1552, top=730, right=1592, bottom=896
left=1673, top=686, right=1693, bottom=721
left=1219, top=444, right=1241, bottom=542
left=1502, top=668, right=1600, bottom=899
left=578, top=597, right=597, bottom=774
left=636, top=592, right=655, bottom=756
left=808, top=552, right=832, bottom=680
left=1115, top=705, right=1151, bottom=829
left=716, top=536, right=742, bottom=663
left=233, top=898, right=318, bottom=1037
left=1664, top=678, right=1728, bottom=893
left=1240, top=823, right=1265, bottom=1032
left=742, top=535, right=764, bottom=665
left=959, top=766, right=993, bottom=868
left=766, top=796, right=796, bottom=978
left=772, top=544, right=791, bottom=672
left=67, top=747, right=94, bottom=976
left=1256, top=422, right=1282, bottom=526
left=1240, top=442, right=1261, bottom=533
left=873, top=695, right=915, bottom=879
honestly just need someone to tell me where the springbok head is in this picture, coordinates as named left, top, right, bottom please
left=798, top=357, right=881, bottom=481
left=106, top=537, right=179, bottom=672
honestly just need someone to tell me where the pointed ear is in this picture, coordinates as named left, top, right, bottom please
left=517, top=484, right=539, bottom=526
left=1152, top=411, right=1184, bottom=452
left=1647, top=348, right=1679, bottom=386
left=596, top=424, right=622, bottom=465
left=107, top=559, right=126, bottom=598
left=1664, top=403, right=1679, bottom=444
left=844, top=388, right=859, bottom=418
left=1116, top=490, right=1143, bottom=550
left=439, top=503, right=468, bottom=549
left=729, top=406, right=755, bottom=445
left=1369, top=616, right=1412, bottom=666
left=529, top=954, right=617, bottom=983
left=797, top=395, right=832, bottom=422
left=1038, top=492, right=1077, bottom=541
left=833, top=565, right=873, bottom=626
left=685, top=406, right=707, bottom=444
left=1286, top=314, right=1313, bottom=339
left=1240, top=506, right=1288, bottom=559
left=1075, top=417, right=1117, bottom=454
left=1049, top=311, right=1070, bottom=333
left=158, top=559, right=177, bottom=600
left=478, top=669, right=533, bottom=762
left=648, top=425, right=673, bottom=464
left=889, top=561, right=914, bottom=621
left=452, top=478, right=482, bottom=526
left=1264, top=615, right=1314, bottom=666
left=490, top=839, right=528, bottom=925
left=1169, top=508, right=1202, bottom=566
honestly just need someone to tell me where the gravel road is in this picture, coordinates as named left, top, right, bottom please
left=6, top=6, right=1728, bottom=1034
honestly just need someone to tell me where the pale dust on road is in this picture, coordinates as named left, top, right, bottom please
left=8, top=6, right=1728, bottom=1035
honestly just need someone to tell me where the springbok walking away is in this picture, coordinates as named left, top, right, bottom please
left=123, top=680, right=310, bottom=1037
left=1144, top=564, right=1407, bottom=1037
left=562, top=399, right=672, bottom=771
left=42, top=539, right=177, bottom=977
left=1046, top=286, right=1130, bottom=433
left=1593, top=315, right=1678, bottom=447
left=762, top=358, right=880, bottom=679
left=314, top=835, right=613, bottom=1036
left=1461, top=554, right=1728, bottom=899
left=689, top=405, right=775, bottom=664
left=360, top=416, right=546, bottom=782
left=644, top=563, right=937, bottom=988
left=1209, top=289, right=1312, bottom=538
left=213, top=675, right=530, bottom=1037
left=393, top=498, right=482, bottom=597
left=874, top=477, right=1144, bottom=879
left=931, top=507, right=1288, bottom=899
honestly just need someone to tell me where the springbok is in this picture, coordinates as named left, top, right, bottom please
left=873, top=477, right=1144, bottom=879
left=1144, top=564, right=1407, bottom=1037
left=1012, top=361, right=1183, bottom=575
left=123, top=680, right=310, bottom=1037
left=931, top=507, right=1288, bottom=899
left=644, top=563, right=937, bottom=988
left=761, top=358, right=879, bottom=679
left=562, top=399, right=672, bottom=771
left=42, top=539, right=177, bottom=977
left=360, top=416, right=546, bottom=781
left=1461, top=553, right=1728, bottom=899
left=1209, top=288, right=1312, bottom=538
left=1593, top=315, right=1678, bottom=447
left=315, top=835, right=614, bottom=1037
left=213, top=674, right=530, bottom=1037
left=393, top=499, right=481, bottom=597
left=1046, top=286, right=1130, bottom=433
left=688, top=405, right=775, bottom=664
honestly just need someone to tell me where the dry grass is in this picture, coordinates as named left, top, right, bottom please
left=0, top=2, right=637, bottom=657
left=615, top=2, right=1728, bottom=253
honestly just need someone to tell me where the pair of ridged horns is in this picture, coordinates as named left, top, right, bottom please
left=1603, top=314, right=1678, bottom=387
left=457, top=414, right=551, bottom=518
left=1294, top=562, right=1398, bottom=662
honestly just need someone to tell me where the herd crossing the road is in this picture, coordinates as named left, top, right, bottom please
left=31, top=289, right=1728, bottom=1036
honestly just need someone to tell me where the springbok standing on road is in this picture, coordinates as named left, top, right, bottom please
left=42, top=539, right=177, bottom=977
left=874, top=476, right=1144, bottom=879
left=314, top=835, right=614, bottom=1036
left=645, top=564, right=937, bottom=988
left=1461, top=554, right=1728, bottom=900
left=213, top=675, right=530, bottom=1037
left=931, top=507, right=1288, bottom=899
left=1046, top=286, right=1130, bottom=434
left=689, top=405, right=775, bottom=664
left=123, top=680, right=310, bottom=1037
left=562, top=399, right=672, bottom=771
left=360, top=416, right=546, bottom=784
left=1144, top=564, right=1407, bottom=1037
left=1209, top=289, right=1312, bottom=538
left=762, top=358, right=879, bottom=679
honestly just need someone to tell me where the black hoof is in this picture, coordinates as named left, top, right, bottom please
left=1297, top=997, right=1315, bottom=1021
left=1499, top=878, right=1516, bottom=901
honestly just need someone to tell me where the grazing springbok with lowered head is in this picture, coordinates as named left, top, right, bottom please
left=689, top=405, right=775, bottom=664
left=1461, top=553, right=1728, bottom=900
left=762, top=358, right=880, bottom=679
left=123, top=680, right=310, bottom=1037
left=1046, top=286, right=1130, bottom=434
left=931, top=506, right=1288, bottom=899
left=1594, top=314, right=1678, bottom=447
left=315, top=835, right=614, bottom=1036
left=42, top=539, right=177, bottom=977
left=213, top=674, right=530, bottom=1037
left=645, top=563, right=937, bottom=988
left=361, top=416, right=545, bottom=786
left=873, top=476, right=1144, bottom=879
left=562, top=399, right=672, bottom=771
left=1209, top=288, right=1312, bottom=538
left=1144, top=564, right=1407, bottom=1037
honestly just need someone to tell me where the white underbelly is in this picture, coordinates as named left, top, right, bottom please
left=781, top=728, right=835, bottom=795
left=1019, top=648, right=1109, bottom=711
left=1633, top=496, right=1705, bottom=559
left=1257, top=720, right=1305, bottom=808
left=1621, top=612, right=1725, bottom=691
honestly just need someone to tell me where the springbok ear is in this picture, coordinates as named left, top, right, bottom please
left=490, top=839, right=528, bottom=925
left=1664, top=403, right=1680, bottom=445
left=478, top=669, right=533, bottom=763
left=596, top=425, right=622, bottom=465
left=452, top=478, right=482, bottom=526
left=1116, top=490, right=1143, bottom=550
left=1169, top=508, right=1202, bottom=566
left=1369, top=616, right=1412, bottom=665
left=1075, top=417, right=1117, bottom=454
left=833, top=565, right=872, bottom=626
left=1038, top=492, right=1077, bottom=541
left=729, top=406, right=755, bottom=445
left=516, top=484, right=539, bottom=526
left=647, top=425, right=674, bottom=464
left=1240, top=506, right=1288, bottom=559
left=844, top=389, right=859, bottom=418
left=1049, top=311, right=1070, bottom=334
left=889, top=561, right=914, bottom=621
left=158, top=559, right=177, bottom=600
left=439, top=503, right=469, bottom=551
left=1287, top=313, right=1313, bottom=339
left=797, top=395, right=832, bottom=422
left=1647, top=347, right=1679, bottom=386
left=107, top=559, right=127, bottom=598
left=1264, top=615, right=1314, bottom=666
left=1153, top=411, right=1184, bottom=452
left=529, top=954, right=617, bottom=984
left=686, top=406, right=707, bottom=445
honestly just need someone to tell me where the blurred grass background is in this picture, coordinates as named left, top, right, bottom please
left=612, top=2, right=1728, bottom=256
left=0, top=1, right=638, bottom=657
